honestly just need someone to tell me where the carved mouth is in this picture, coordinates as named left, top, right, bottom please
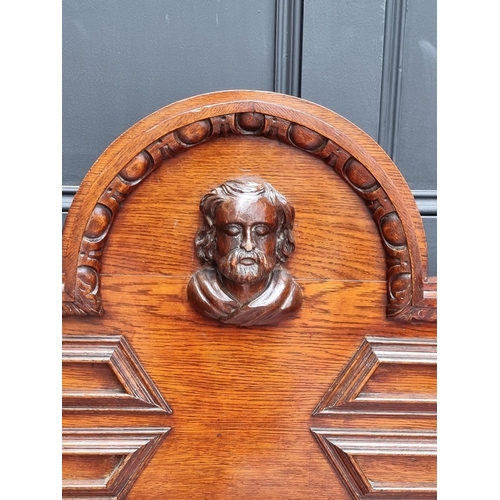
left=239, top=257, right=256, bottom=265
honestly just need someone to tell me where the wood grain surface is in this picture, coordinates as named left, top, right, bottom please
left=62, top=91, right=436, bottom=499
left=101, top=136, right=385, bottom=281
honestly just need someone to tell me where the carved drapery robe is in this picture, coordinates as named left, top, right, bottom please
left=187, top=267, right=302, bottom=327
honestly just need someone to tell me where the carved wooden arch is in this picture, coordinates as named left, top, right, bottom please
left=62, top=90, right=436, bottom=322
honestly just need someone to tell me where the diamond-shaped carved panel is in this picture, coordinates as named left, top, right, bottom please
left=62, top=427, right=170, bottom=499
left=311, top=428, right=437, bottom=500
left=63, top=335, right=172, bottom=413
left=313, top=337, right=436, bottom=416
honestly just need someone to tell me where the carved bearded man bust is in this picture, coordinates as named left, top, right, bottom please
left=187, top=177, right=303, bottom=327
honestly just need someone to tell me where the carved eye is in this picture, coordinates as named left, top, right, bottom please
left=254, top=225, right=271, bottom=236
left=223, top=224, right=241, bottom=236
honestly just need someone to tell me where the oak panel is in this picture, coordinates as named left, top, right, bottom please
left=62, top=91, right=436, bottom=498
left=311, top=428, right=437, bottom=499
left=62, top=335, right=172, bottom=413
left=354, top=454, right=437, bottom=488
left=361, top=363, right=437, bottom=398
left=313, top=337, right=437, bottom=416
left=62, top=454, right=123, bottom=482
left=63, top=276, right=435, bottom=497
left=62, top=428, right=170, bottom=499
left=63, top=277, right=436, bottom=417
left=63, top=362, right=124, bottom=393
left=102, top=135, right=385, bottom=281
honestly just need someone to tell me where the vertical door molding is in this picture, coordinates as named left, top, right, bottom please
left=377, top=0, right=408, bottom=159
left=274, top=0, right=304, bottom=96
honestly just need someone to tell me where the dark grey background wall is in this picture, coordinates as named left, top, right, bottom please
left=62, top=0, right=436, bottom=275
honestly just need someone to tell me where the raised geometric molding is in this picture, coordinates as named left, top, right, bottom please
left=312, top=337, right=436, bottom=416
left=311, top=428, right=437, bottom=500
left=62, top=335, right=172, bottom=413
left=62, top=427, right=170, bottom=499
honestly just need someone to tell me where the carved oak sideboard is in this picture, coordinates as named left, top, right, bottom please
left=62, top=90, right=437, bottom=499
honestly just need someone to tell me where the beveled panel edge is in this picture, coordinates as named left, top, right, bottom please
left=310, top=427, right=437, bottom=500
left=62, top=335, right=172, bottom=414
left=312, top=336, right=437, bottom=416
left=62, top=427, right=170, bottom=499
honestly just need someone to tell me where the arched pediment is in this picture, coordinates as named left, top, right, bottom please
left=62, top=90, right=436, bottom=322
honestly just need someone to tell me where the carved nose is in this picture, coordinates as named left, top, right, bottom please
left=241, top=229, right=254, bottom=251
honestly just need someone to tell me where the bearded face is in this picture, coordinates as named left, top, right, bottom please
left=215, top=247, right=276, bottom=284
left=213, top=196, right=278, bottom=286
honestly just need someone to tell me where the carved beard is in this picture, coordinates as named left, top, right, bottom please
left=216, top=248, right=275, bottom=285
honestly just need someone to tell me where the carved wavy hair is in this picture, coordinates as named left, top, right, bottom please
left=195, top=177, right=296, bottom=265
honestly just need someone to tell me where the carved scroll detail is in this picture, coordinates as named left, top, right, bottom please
left=64, top=151, right=158, bottom=317
left=63, top=113, right=435, bottom=321
left=62, top=427, right=170, bottom=499
left=62, top=266, right=103, bottom=316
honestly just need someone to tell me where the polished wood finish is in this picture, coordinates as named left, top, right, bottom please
left=62, top=335, right=172, bottom=413
left=311, top=428, right=437, bottom=499
left=62, top=91, right=437, bottom=499
left=187, top=176, right=303, bottom=326
left=62, top=427, right=170, bottom=499
left=312, top=337, right=437, bottom=416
